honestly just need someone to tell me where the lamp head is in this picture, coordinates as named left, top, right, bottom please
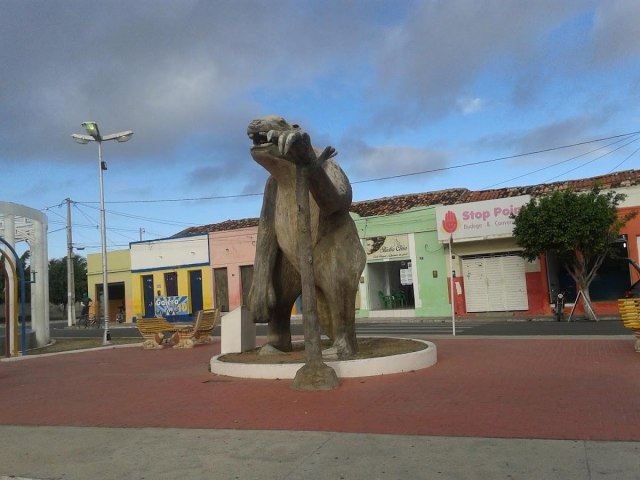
left=81, top=121, right=101, bottom=140
left=102, top=130, right=134, bottom=142
left=71, top=133, right=92, bottom=144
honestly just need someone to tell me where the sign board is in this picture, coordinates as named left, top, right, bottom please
left=435, top=195, right=531, bottom=242
left=400, top=267, right=413, bottom=285
left=154, top=296, right=188, bottom=317
left=365, top=234, right=409, bottom=260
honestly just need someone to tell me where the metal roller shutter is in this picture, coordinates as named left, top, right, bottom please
left=462, top=254, right=528, bottom=312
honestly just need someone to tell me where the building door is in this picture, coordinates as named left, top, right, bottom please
left=462, top=254, right=528, bottom=312
left=214, top=267, right=229, bottom=312
left=189, top=269, right=203, bottom=313
left=142, top=275, right=154, bottom=318
left=240, top=265, right=254, bottom=306
left=367, top=260, right=415, bottom=310
left=164, top=272, right=178, bottom=297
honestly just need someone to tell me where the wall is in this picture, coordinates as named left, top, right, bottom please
left=87, top=249, right=133, bottom=322
left=590, top=204, right=640, bottom=316
left=130, top=234, right=209, bottom=270
left=354, top=206, right=451, bottom=318
left=445, top=237, right=546, bottom=316
left=130, top=267, right=213, bottom=318
left=209, top=227, right=258, bottom=312
left=130, top=234, right=212, bottom=319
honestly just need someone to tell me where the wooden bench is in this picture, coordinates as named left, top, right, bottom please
left=171, top=309, right=220, bottom=349
left=617, top=298, right=640, bottom=352
left=136, top=317, right=180, bottom=349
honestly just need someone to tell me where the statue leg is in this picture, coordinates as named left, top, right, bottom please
left=314, top=222, right=365, bottom=359
left=318, top=282, right=359, bottom=359
left=266, top=252, right=301, bottom=352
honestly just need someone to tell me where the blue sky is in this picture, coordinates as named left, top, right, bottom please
left=1, top=0, right=640, bottom=260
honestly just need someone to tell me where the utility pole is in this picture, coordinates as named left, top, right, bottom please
left=139, top=227, right=145, bottom=241
left=66, top=198, right=76, bottom=327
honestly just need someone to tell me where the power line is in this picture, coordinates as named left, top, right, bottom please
left=485, top=133, right=640, bottom=189
left=350, top=129, right=640, bottom=185
left=75, top=202, right=197, bottom=227
left=71, top=129, right=640, bottom=205
left=43, top=129, right=640, bottom=244
left=542, top=136, right=640, bottom=183
left=77, top=192, right=263, bottom=205
left=607, top=144, right=640, bottom=173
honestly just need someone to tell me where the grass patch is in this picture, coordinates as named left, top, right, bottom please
left=29, top=337, right=142, bottom=355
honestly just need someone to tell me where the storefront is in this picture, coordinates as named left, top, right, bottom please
left=353, top=206, right=452, bottom=319
left=130, top=234, right=213, bottom=321
left=435, top=195, right=542, bottom=316
left=365, top=234, right=416, bottom=312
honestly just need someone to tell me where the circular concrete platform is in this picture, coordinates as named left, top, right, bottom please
left=210, top=338, right=437, bottom=379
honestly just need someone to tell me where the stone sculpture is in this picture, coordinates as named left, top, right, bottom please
left=247, top=115, right=366, bottom=359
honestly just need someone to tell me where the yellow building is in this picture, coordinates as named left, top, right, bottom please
left=86, top=249, right=133, bottom=323
left=129, top=235, right=213, bottom=321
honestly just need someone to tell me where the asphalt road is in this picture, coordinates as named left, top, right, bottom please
left=46, top=317, right=631, bottom=338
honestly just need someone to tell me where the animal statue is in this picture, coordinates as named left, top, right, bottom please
left=247, top=115, right=366, bottom=359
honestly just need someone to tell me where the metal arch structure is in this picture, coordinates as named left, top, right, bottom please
left=0, top=201, right=49, bottom=349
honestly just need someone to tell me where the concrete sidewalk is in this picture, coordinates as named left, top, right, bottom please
left=1, top=336, right=639, bottom=479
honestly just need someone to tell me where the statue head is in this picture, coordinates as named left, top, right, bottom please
left=247, top=115, right=302, bottom=172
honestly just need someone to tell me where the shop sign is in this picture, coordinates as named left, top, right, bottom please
left=155, top=296, right=188, bottom=317
left=365, top=234, right=409, bottom=260
left=435, top=195, right=531, bottom=242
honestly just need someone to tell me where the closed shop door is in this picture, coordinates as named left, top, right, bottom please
left=214, top=267, right=229, bottom=312
left=462, top=254, right=528, bottom=312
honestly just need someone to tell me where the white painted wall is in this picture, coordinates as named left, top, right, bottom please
left=131, top=235, right=209, bottom=271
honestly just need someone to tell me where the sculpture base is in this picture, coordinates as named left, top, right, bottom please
left=210, top=338, right=437, bottom=379
left=291, top=362, right=339, bottom=391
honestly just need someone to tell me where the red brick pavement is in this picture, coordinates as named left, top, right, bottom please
left=0, top=338, right=638, bottom=441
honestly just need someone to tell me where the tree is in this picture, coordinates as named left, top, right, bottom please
left=48, top=256, right=87, bottom=307
left=513, top=186, right=635, bottom=320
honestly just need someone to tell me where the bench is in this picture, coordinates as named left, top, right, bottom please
left=171, top=309, right=220, bottom=349
left=617, top=298, right=640, bottom=352
left=136, top=317, right=180, bottom=349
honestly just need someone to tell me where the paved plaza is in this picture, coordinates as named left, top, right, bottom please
left=0, top=335, right=639, bottom=479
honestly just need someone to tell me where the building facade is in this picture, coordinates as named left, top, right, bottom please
left=87, top=248, right=133, bottom=323
left=209, top=226, right=258, bottom=313
left=87, top=169, right=640, bottom=323
left=129, top=234, right=213, bottom=321
left=352, top=206, right=451, bottom=318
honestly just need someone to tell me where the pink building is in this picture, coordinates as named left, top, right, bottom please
left=208, top=222, right=259, bottom=313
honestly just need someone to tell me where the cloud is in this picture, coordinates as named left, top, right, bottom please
left=348, top=142, right=451, bottom=181
left=589, top=0, right=640, bottom=66
left=369, top=0, right=590, bottom=127
left=0, top=0, right=381, bottom=165
left=1, top=0, right=639, bottom=209
left=472, top=115, right=610, bottom=164
left=457, top=97, right=488, bottom=115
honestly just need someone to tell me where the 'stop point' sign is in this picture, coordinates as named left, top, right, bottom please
left=435, top=195, right=531, bottom=242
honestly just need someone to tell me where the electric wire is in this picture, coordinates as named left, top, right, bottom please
left=71, top=130, right=640, bottom=205
left=607, top=144, right=640, bottom=173
left=543, top=136, right=640, bottom=183
left=44, top=129, right=640, bottom=256
left=484, top=133, right=640, bottom=189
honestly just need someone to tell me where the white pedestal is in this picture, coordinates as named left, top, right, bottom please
left=220, top=306, right=256, bottom=354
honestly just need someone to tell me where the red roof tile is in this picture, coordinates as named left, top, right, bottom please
left=174, top=169, right=640, bottom=231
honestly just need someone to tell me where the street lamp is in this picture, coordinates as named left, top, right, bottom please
left=72, top=122, right=133, bottom=345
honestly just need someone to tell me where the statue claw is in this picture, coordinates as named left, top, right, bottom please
left=283, top=131, right=299, bottom=155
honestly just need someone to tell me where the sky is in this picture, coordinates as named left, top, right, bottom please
left=2, top=0, right=640, bottom=260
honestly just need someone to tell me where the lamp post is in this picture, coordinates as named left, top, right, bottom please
left=72, top=122, right=133, bottom=345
